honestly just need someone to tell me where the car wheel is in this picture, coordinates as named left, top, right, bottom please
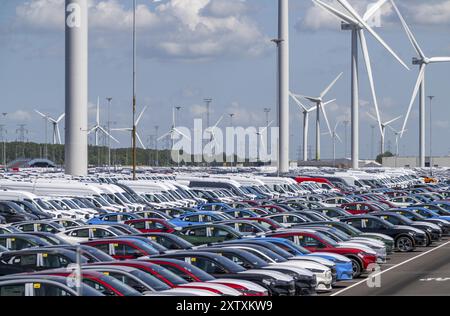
left=349, top=257, right=362, bottom=278
left=425, top=233, right=432, bottom=246
left=396, top=236, right=414, bottom=252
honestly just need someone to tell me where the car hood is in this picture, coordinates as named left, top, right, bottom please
left=307, top=253, right=351, bottom=263
left=271, top=261, right=329, bottom=272
left=240, top=269, right=294, bottom=282
left=414, top=222, right=441, bottom=230
left=290, top=255, right=336, bottom=267
left=395, top=225, right=426, bottom=234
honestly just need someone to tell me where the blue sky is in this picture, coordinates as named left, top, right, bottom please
left=0, top=0, right=450, bottom=160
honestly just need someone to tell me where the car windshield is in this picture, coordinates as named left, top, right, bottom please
left=315, top=232, right=339, bottom=247
left=126, top=269, right=171, bottom=291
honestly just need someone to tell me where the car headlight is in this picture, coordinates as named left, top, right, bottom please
left=357, top=252, right=373, bottom=258
left=408, top=231, right=416, bottom=236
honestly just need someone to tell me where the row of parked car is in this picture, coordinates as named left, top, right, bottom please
left=0, top=168, right=448, bottom=296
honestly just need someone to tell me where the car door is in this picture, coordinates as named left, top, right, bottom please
left=183, top=257, right=228, bottom=276
left=208, top=226, right=236, bottom=243
left=31, top=282, right=73, bottom=296
left=64, top=228, right=90, bottom=243
left=181, top=227, right=208, bottom=245
left=39, top=253, right=71, bottom=270
left=113, top=242, right=144, bottom=260
left=293, top=234, right=326, bottom=252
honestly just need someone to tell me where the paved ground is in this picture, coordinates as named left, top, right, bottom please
left=323, top=238, right=450, bottom=296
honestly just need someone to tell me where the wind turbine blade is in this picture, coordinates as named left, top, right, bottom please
left=290, top=93, right=309, bottom=112
left=428, top=57, right=450, bottom=63
left=136, top=106, right=148, bottom=126
left=34, top=110, right=47, bottom=119
left=320, top=104, right=333, bottom=136
left=313, top=0, right=358, bottom=25
left=322, top=99, right=336, bottom=107
left=387, top=125, right=398, bottom=134
left=389, top=0, right=426, bottom=60
left=111, top=128, right=131, bottom=132
left=174, top=128, right=191, bottom=141
left=136, top=133, right=146, bottom=149
left=367, top=112, right=379, bottom=123
left=213, top=116, right=224, bottom=128
left=57, top=113, right=65, bottom=123
left=363, top=0, right=388, bottom=22
left=384, top=115, right=402, bottom=126
left=338, top=0, right=410, bottom=70
left=401, top=64, right=426, bottom=137
left=320, top=72, right=343, bottom=99
left=261, top=121, right=274, bottom=134
left=359, top=29, right=383, bottom=136
left=334, top=121, right=341, bottom=132
left=157, top=132, right=172, bottom=141
left=99, top=127, right=120, bottom=144
left=336, top=133, right=343, bottom=143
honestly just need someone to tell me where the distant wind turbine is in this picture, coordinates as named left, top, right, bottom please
left=291, top=72, right=342, bottom=161
left=88, top=97, right=119, bottom=146
left=290, top=93, right=316, bottom=161
left=367, top=112, right=402, bottom=154
left=34, top=110, right=65, bottom=145
left=112, top=106, right=148, bottom=149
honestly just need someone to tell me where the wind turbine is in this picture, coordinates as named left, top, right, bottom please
left=34, top=110, right=65, bottom=145
left=88, top=97, right=120, bottom=146
left=313, top=0, right=409, bottom=168
left=367, top=112, right=402, bottom=154
left=158, top=107, right=191, bottom=148
left=112, top=106, right=148, bottom=149
left=323, top=121, right=343, bottom=167
left=256, top=121, right=274, bottom=163
left=388, top=125, right=407, bottom=157
left=205, top=116, right=224, bottom=157
left=290, top=93, right=317, bottom=161
left=390, top=0, right=450, bottom=167
left=291, top=72, right=342, bottom=161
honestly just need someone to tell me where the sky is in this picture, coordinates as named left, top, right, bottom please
left=0, top=0, right=450, bottom=160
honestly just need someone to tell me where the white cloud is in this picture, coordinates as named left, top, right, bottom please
left=407, top=0, right=450, bottom=25
left=14, top=0, right=270, bottom=60
left=9, top=110, right=33, bottom=122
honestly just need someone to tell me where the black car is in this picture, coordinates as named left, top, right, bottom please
left=371, top=212, right=442, bottom=245
left=24, top=232, right=70, bottom=246
left=0, top=202, right=38, bottom=223
left=0, top=234, right=51, bottom=251
left=388, top=209, right=450, bottom=236
left=41, top=244, right=116, bottom=263
left=0, top=275, right=103, bottom=296
left=12, top=221, right=65, bottom=234
left=195, top=247, right=317, bottom=296
left=10, top=200, right=52, bottom=220
left=341, top=215, right=427, bottom=252
left=154, top=251, right=296, bottom=296
left=135, top=232, right=194, bottom=250
left=0, top=248, right=89, bottom=276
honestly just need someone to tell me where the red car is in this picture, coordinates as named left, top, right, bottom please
left=145, top=258, right=268, bottom=296
left=30, top=269, right=140, bottom=296
left=340, top=202, right=384, bottom=215
left=88, top=260, right=243, bottom=296
left=124, top=218, right=177, bottom=233
left=268, top=230, right=377, bottom=277
left=83, top=238, right=160, bottom=260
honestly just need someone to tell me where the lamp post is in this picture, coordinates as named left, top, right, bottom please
left=428, top=96, right=435, bottom=176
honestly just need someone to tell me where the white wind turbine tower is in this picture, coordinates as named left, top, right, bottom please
left=112, top=106, right=148, bottom=149
left=367, top=112, right=402, bottom=154
left=291, top=72, right=342, bottom=161
left=390, top=0, right=450, bottom=167
left=34, top=110, right=65, bottom=145
left=256, top=121, right=274, bottom=163
left=290, top=93, right=317, bottom=161
left=313, top=0, right=409, bottom=169
left=88, top=97, right=119, bottom=146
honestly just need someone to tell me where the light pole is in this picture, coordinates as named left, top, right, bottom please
left=155, top=125, right=159, bottom=167
left=1, top=113, right=7, bottom=168
left=175, top=107, right=182, bottom=167
left=106, top=97, right=113, bottom=170
left=428, top=96, right=435, bottom=176
left=229, top=113, right=235, bottom=169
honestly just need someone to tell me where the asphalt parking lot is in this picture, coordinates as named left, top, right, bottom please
left=322, top=238, right=450, bottom=296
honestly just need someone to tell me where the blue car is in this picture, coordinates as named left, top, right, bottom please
left=87, top=212, right=142, bottom=225
left=406, top=207, right=450, bottom=222
left=221, top=237, right=353, bottom=281
left=255, top=237, right=353, bottom=281
left=169, top=211, right=233, bottom=227
left=223, top=209, right=259, bottom=219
